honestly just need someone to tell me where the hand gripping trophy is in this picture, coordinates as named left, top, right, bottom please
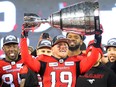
left=23, top=1, right=101, bottom=35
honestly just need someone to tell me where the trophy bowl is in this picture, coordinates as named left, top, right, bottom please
left=23, top=13, right=41, bottom=30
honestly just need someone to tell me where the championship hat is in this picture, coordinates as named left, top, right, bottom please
left=52, top=35, right=69, bottom=46
left=3, top=35, right=18, bottom=45
left=37, top=39, right=52, bottom=49
left=105, top=38, right=116, bottom=48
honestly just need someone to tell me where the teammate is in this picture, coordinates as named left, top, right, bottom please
left=105, top=38, right=116, bottom=74
left=0, top=35, right=23, bottom=87
left=31, top=33, right=52, bottom=57
left=66, top=32, right=86, bottom=56
left=76, top=40, right=116, bottom=87
left=20, top=39, right=52, bottom=87
left=36, top=39, right=52, bottom=56
left=105, top=38, right=116, bottom=63
left=20, top=28, right=102, bottom=87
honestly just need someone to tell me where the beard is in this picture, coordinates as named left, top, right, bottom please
left=68, top=44, right=80, bottom=51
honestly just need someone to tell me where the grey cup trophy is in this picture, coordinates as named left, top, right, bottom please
left=23, top=1, right=100, bottom=35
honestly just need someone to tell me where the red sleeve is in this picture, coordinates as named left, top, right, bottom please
left=79, top=46, right=101, bottom=74
left=20, top=38, right=40, bottom=72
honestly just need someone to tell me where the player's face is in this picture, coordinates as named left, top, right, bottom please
left=36, top=47, right=52, bottom=56
left=107, top=47, right=116, bottom=62
left=66, top=33, right=82, bottom=50
left=52, top=42, right=69, bottom=59
left=2, top=43, right=19, bottom=61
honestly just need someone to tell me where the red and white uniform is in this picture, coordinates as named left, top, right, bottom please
left=21, top=38, right=101, bottom=87
left=0, top=57, right=23, bottom=87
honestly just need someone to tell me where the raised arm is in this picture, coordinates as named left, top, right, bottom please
left=79, top=46, right=102, bottom=74
left=20, top=29, right=41, bottom=72
left=80, top=28, right=103, bottom=74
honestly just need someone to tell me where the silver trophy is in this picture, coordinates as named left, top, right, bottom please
left=23, top=13, right=41, bottom=30
left=23, top=1, right=99, bottom=35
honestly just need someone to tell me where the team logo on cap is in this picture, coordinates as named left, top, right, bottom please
left=107, top=38, right=116, bottom=46
left=5, top=35, right=16, bottom=41
left=56, top=35, right=65, bottom=39
left=40, top=40, right=51, bottom=45
left=109, top=41, right=116, bottom=45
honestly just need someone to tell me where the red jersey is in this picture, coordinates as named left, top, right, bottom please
left=20, top=38, right=101, bottom=87
left=0, top=56, right=23, bottom=87
left=38, top=55, right=82, bottom=87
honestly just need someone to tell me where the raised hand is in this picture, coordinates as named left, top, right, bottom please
left=21, top=24, right=29, bottom=38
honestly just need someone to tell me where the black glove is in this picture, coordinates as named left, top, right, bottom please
left=21, top=25, right=29, bottom=38
left=94, top=29, right=102, bottom=48
left=94, top=34, right=102, bottom=48
left=93, top=23, right=103, bottom=48
left=21, top=30, right=29, bottom=38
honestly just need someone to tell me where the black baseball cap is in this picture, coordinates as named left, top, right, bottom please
left=105, top=38, right=116, bottom=48
left=52, top=35, right=69, bottom=46
left=3, top=35, right=18, bottom=45
left=37, top=39, right=52, bottom=49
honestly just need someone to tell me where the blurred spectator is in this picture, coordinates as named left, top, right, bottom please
left=104, top=38, right=116, bottom=74
left=105, top=38, right=116, bottom=62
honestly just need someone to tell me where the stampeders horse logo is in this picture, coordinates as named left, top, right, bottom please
left=87, top=79, right=95, bottom=84
left=5, top=35, right=16, bottom=41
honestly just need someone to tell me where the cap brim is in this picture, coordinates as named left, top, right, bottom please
left=37, top=45, right=51, bottom=49
left=104, top=45, right=116, bottom=48
left=52, top=39, right=69, bottom=46
left=3, top=41, right=18, bottom=45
